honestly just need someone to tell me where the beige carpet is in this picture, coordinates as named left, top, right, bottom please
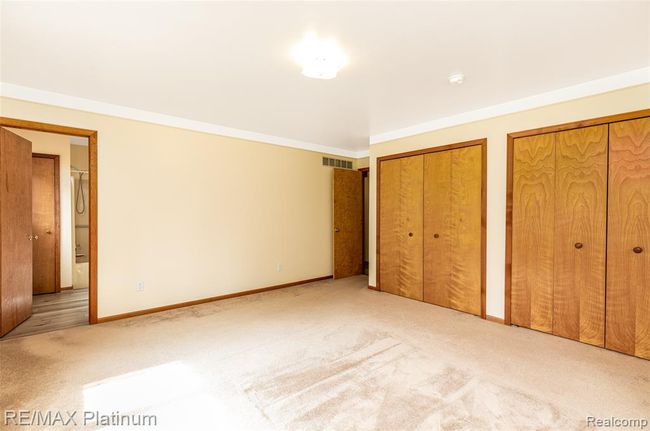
left=1, top=276, right=648, bottom=430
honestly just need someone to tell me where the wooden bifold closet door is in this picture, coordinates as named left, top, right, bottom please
left=511, top=133, right=556, bottom=332
left=553, top=126, right=607, bottom=346
left=511, top=125, right=607, bottom=346
left=379, top=155, right=423, bottom=300
left=423, top=145, right=482, bottom=316
left=606, top=117, right=650, bottom=359
left=379, top=142, right=483, bottom=314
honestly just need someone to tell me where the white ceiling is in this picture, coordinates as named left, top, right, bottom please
left=2, top=1, right=649, bottom=154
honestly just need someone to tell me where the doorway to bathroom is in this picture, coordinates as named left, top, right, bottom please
left=71, top=138, right=90, bottom=292
left=0, top=118, right=98, bottom=339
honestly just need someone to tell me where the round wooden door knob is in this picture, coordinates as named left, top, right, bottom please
left=408, top=232, right=413, bottom=237
left=434, top=234, right=440, bottom=239
left=574, top=242, right=583, bottom=249
left=633, top=246, right=643, bottom=254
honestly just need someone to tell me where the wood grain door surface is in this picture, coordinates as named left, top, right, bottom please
left=606, top=117, right=650, bottom=359
left=0, top=127, right=33, bottom=336
left=379, top=156, right=423, bottom=300
left=511, top=133, right=556, bottom=332
left=332, top=168, right=363, bottom=279
left=423, top=145, right=482, bottom=315
left=32, top=155, right=58, bottom=294
left=553, top=125, right=607, bottom=346
left=449, top=145, right=482, bottom=315
left=511, top=118, right=649, bottom=359
left=379, top=158, right=401, bottom=296
left=423, top=150, right=452, bottom=307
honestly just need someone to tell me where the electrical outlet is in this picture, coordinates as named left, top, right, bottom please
left=276, top=263, right=282, bottom=272
left=136, top=281, right=145, bottom=292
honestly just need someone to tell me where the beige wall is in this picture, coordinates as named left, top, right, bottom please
left=9, top=128, right=74, bottom=289
left=369, top=83, right=650, bottom=319
left=2, top=97, right=334, bottom=318
left=70, top=144, right=89, bottom=170
left=355, top=157, right=369, bottom=169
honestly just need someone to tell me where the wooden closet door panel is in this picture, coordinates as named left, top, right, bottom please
left=607, top=117, right=650, bottom=359
left=449, top=145, right=482, bottom=315
left=512, top=134, right=555, bottom=332
left=398, top=156, right=424, bottom=300
left=423, top=151, right=452, bottom=307
left=553, top=125, right=607, bottom=346
left=379, top=158, right=401, bottom=296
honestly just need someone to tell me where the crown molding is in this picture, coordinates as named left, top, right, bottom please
left=370, top=67, right=650, bottom=144
left=0, top=82, right=366, bottom=158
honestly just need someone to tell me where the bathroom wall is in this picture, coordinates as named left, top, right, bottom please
left=70, top=143, right=90, bottom=268
left=8, top=128, right=74, bottom=288
left=70, top=144, right=89, bottom=170
left=363, top=174, right=369, bottom=267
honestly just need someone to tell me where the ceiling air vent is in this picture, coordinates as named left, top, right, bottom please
left=322, top=156, right=353, bottom=169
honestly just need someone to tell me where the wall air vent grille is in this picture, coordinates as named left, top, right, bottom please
left=322, top=157, right=353, bottom=169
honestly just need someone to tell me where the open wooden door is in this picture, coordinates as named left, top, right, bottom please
left=0, top=128, right=33, bottom=336
left=332, top=168, right=363, bottom=279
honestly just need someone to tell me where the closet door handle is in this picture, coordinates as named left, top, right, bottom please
left=633, top=246, right=643, bottom=254
left=574, top=242, right=583, bottom=249
left=433, top=233, right=440, bottom=239
left=408, top=232, right=413, bottom=237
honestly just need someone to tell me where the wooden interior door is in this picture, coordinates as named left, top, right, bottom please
left=552, top=126, right=607, bottom=346
left=0, top=128, right=33, bottom=337
left=32, top=154, right=59, bottom=294
left=423, top=150, right=452, bottom=307
left=332, top=168, right=363, bottom=279
left=379, top=159, right=401, bottom=295
left=449, top=145, right=483, bottom=315
left=606, top=117, right=650, bottom=359
left=511, top=133, right=555, bottom=332
left=423, top=145, right=482, bottom=315
left=379, top=156, right=423, bottom=300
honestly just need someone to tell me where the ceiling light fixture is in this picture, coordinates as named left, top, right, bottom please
left=292, top=33, right=347, bottom=80
left=448, top=73, right=465, bottom=85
